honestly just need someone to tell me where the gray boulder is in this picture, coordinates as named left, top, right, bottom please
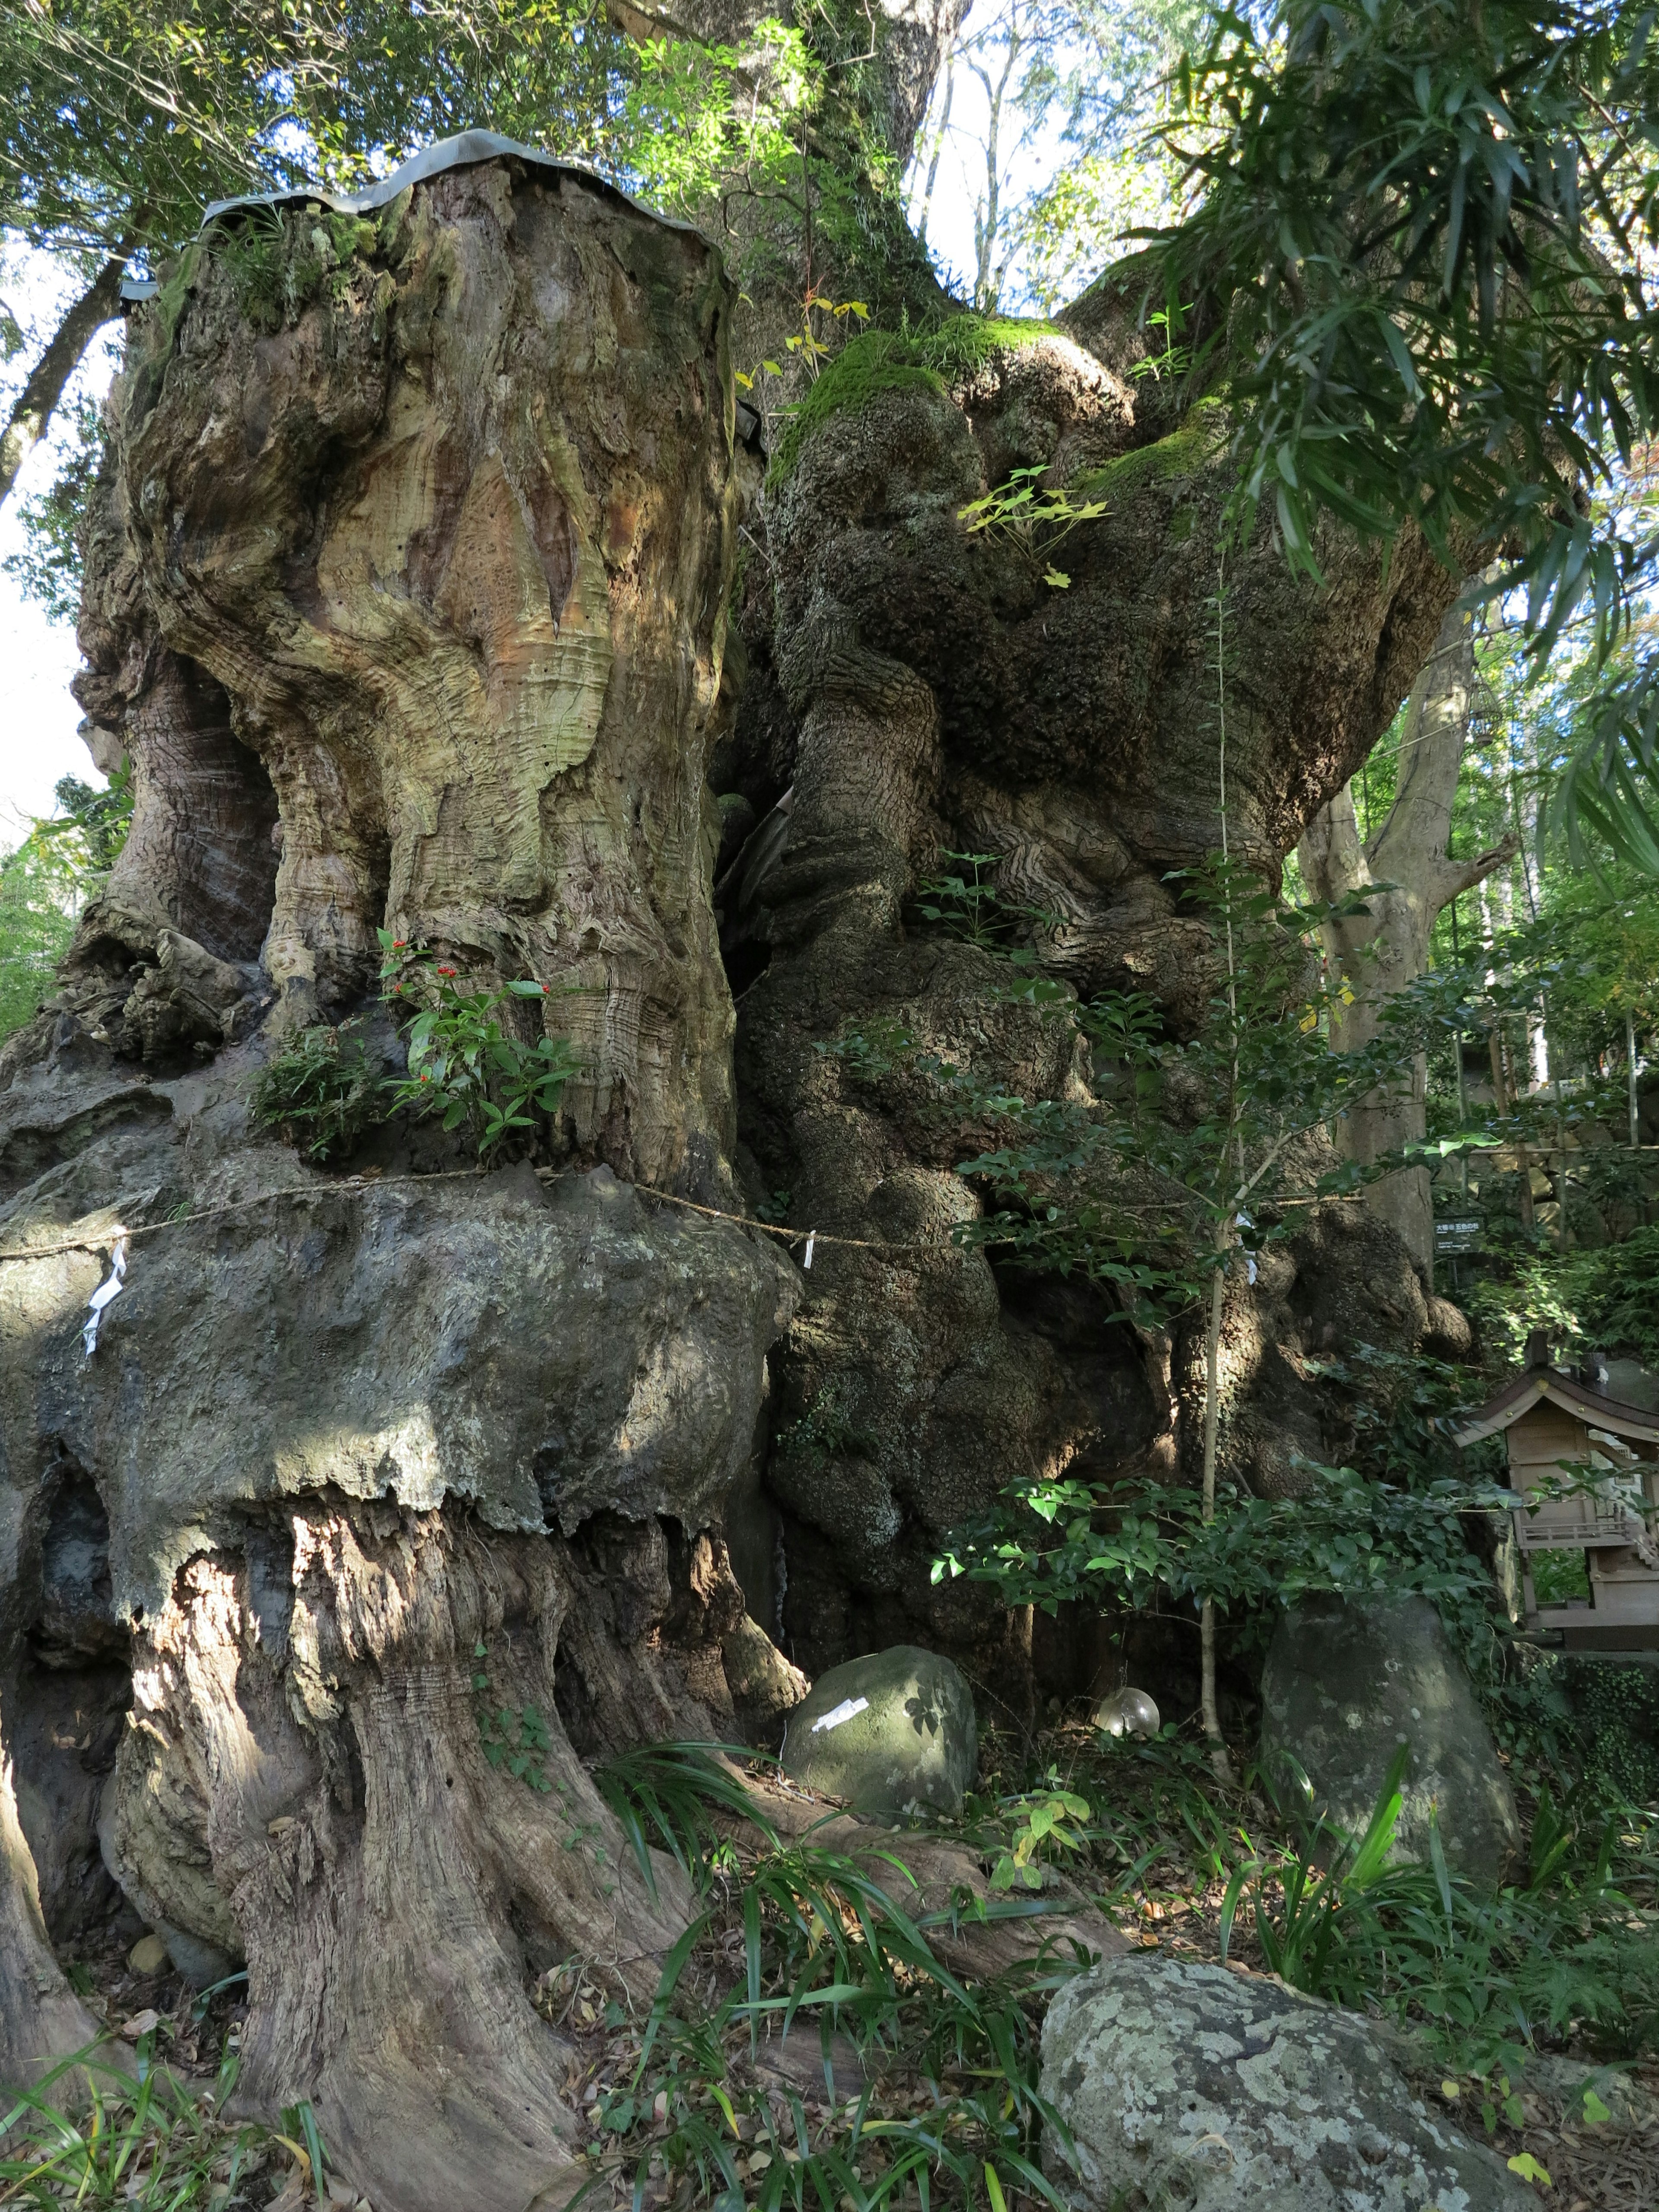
left=1522, top=2054, right=1659, bottom=2129
left=1260, top=1597, right=1520, bottom=1883
left=781, top=1645, right=977, bottom=1819
left=1041, top=1952, right=1532, bottom=2212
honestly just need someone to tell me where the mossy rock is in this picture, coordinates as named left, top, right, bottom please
left=1043, top=1953, right=1533, bottom=2212
left=781, top=1644, right=978, bottom=1819
left=1260, top=1596, right=1522, bottom=1883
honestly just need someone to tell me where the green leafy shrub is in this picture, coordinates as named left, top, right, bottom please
left=1529, top=1548, right=1591, bottom=1605
left=1469, top=1226, right=1659, bottom=1376
left=986, top=1781, right=1093, bottom=1893
left=48, top=772, right=133, bottom=874
left=777, top=1381, right=878, bottom=1465
left=913, top=851, right=1062, bottom=953
left=0, top=772, right=134, bottom=1043
left=1569, top=1225, right=1659, bottom=1365
left=933, top=1460, right=1514, bottom=1623
left=208, top=205, right=378, bottom=333
left=470, top=1638, right=555, bottom=1794
left=1219, top=1751, right=1659, bottom=2079
left=378, top=933, right=581, bottom=1163
left=2, top=395, right=103, bottom=623
left=250, top=941, right=584, bottom=1169
left=248, top=1020, right=383, bottom=1163
left=0, top=833, right=79, bottom=1043
left=957, top=471, right=1109, bottom=589
left=1566, top=1662, right=1659, bottom=1805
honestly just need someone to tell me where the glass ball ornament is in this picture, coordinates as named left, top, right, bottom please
left=1093, top=1686, right=1160, bottom=1740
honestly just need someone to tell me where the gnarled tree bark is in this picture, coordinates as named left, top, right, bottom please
left=723, top=286, right=1465, bottom=1681
left=0, top=153, right=802, bottom=2209
left=2, top=132, right=1481, bottom=2212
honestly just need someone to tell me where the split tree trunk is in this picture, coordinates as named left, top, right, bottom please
left=1297, top=604, right=1518, bottom=1275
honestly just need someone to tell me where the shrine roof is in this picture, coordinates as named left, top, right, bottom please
left=1451, top=1365, right=1659, bottom=1447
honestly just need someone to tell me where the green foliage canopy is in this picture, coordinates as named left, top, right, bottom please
left=0, top=772, right=131, bottom=1042
left=1150, top=0, right=1659, bottom=854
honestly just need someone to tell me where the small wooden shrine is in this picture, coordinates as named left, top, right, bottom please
left=1454, top=1332, right=1659, bottom=1650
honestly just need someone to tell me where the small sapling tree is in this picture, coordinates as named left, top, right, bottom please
left=842, top=855, right=1446, bottom=1776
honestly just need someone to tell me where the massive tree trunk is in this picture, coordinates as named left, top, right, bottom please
left=720, top=279, right=1465, bottom=1677
left=3, top=139, right=1469, bottom=2209
left=0, top=153, right=802, bottom=2209
left=1296, top=604, right=1518, bottom=1275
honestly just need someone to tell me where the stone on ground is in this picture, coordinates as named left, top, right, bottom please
left=1041, top=1952, right=1533, bottom=2212
left=1259, top=1596, right=1520, bottom=1882
left=1523, top=2053, right=1659, bottom=2128
left=781, top=1646, right=977, bottom=1819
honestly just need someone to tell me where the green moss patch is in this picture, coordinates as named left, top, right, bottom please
left=1070, top=396, right=1231, bottom=504
left=766, top=313, right=1058, bottom=488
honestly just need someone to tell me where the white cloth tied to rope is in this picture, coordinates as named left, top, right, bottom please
left=82, top=1229, right=129, bottom=1359
left=802, top=1231, right=816, bottom=1271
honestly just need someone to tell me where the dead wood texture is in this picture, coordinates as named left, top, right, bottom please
left=0, top=155, right=805, bottom=2210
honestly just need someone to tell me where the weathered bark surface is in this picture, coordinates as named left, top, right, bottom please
left=75, top=160, right=739, bottom=1192
left=1, top=1367, right=126, bottom=2088
left=0, top=1077, right=801, bottom=2206
left=1297, top=604, right=1518, bottom=1272
left=722, top=303, right=1467, bottom=1673
left=0, top=155, right=807, bottom=2204
left=1, top=1735, right=106, bottom=2085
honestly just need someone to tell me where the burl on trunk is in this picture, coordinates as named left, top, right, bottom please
left=0, top=147, right=799, bottom=2212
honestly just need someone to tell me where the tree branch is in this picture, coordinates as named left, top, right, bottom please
left=0, top=249, right=128, bottom=518
left=1297, top=779, right=1369, bottom=906
left=1430, top=827, right=1521, bottom=908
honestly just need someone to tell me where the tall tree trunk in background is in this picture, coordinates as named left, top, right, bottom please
left=0, top=250, right=128, bottom=516
left=607, top=0, right=967, bottom=173
left=911, top=50, right=955, bottom=248
left=1297, top=604, right=1518, bottom=1276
